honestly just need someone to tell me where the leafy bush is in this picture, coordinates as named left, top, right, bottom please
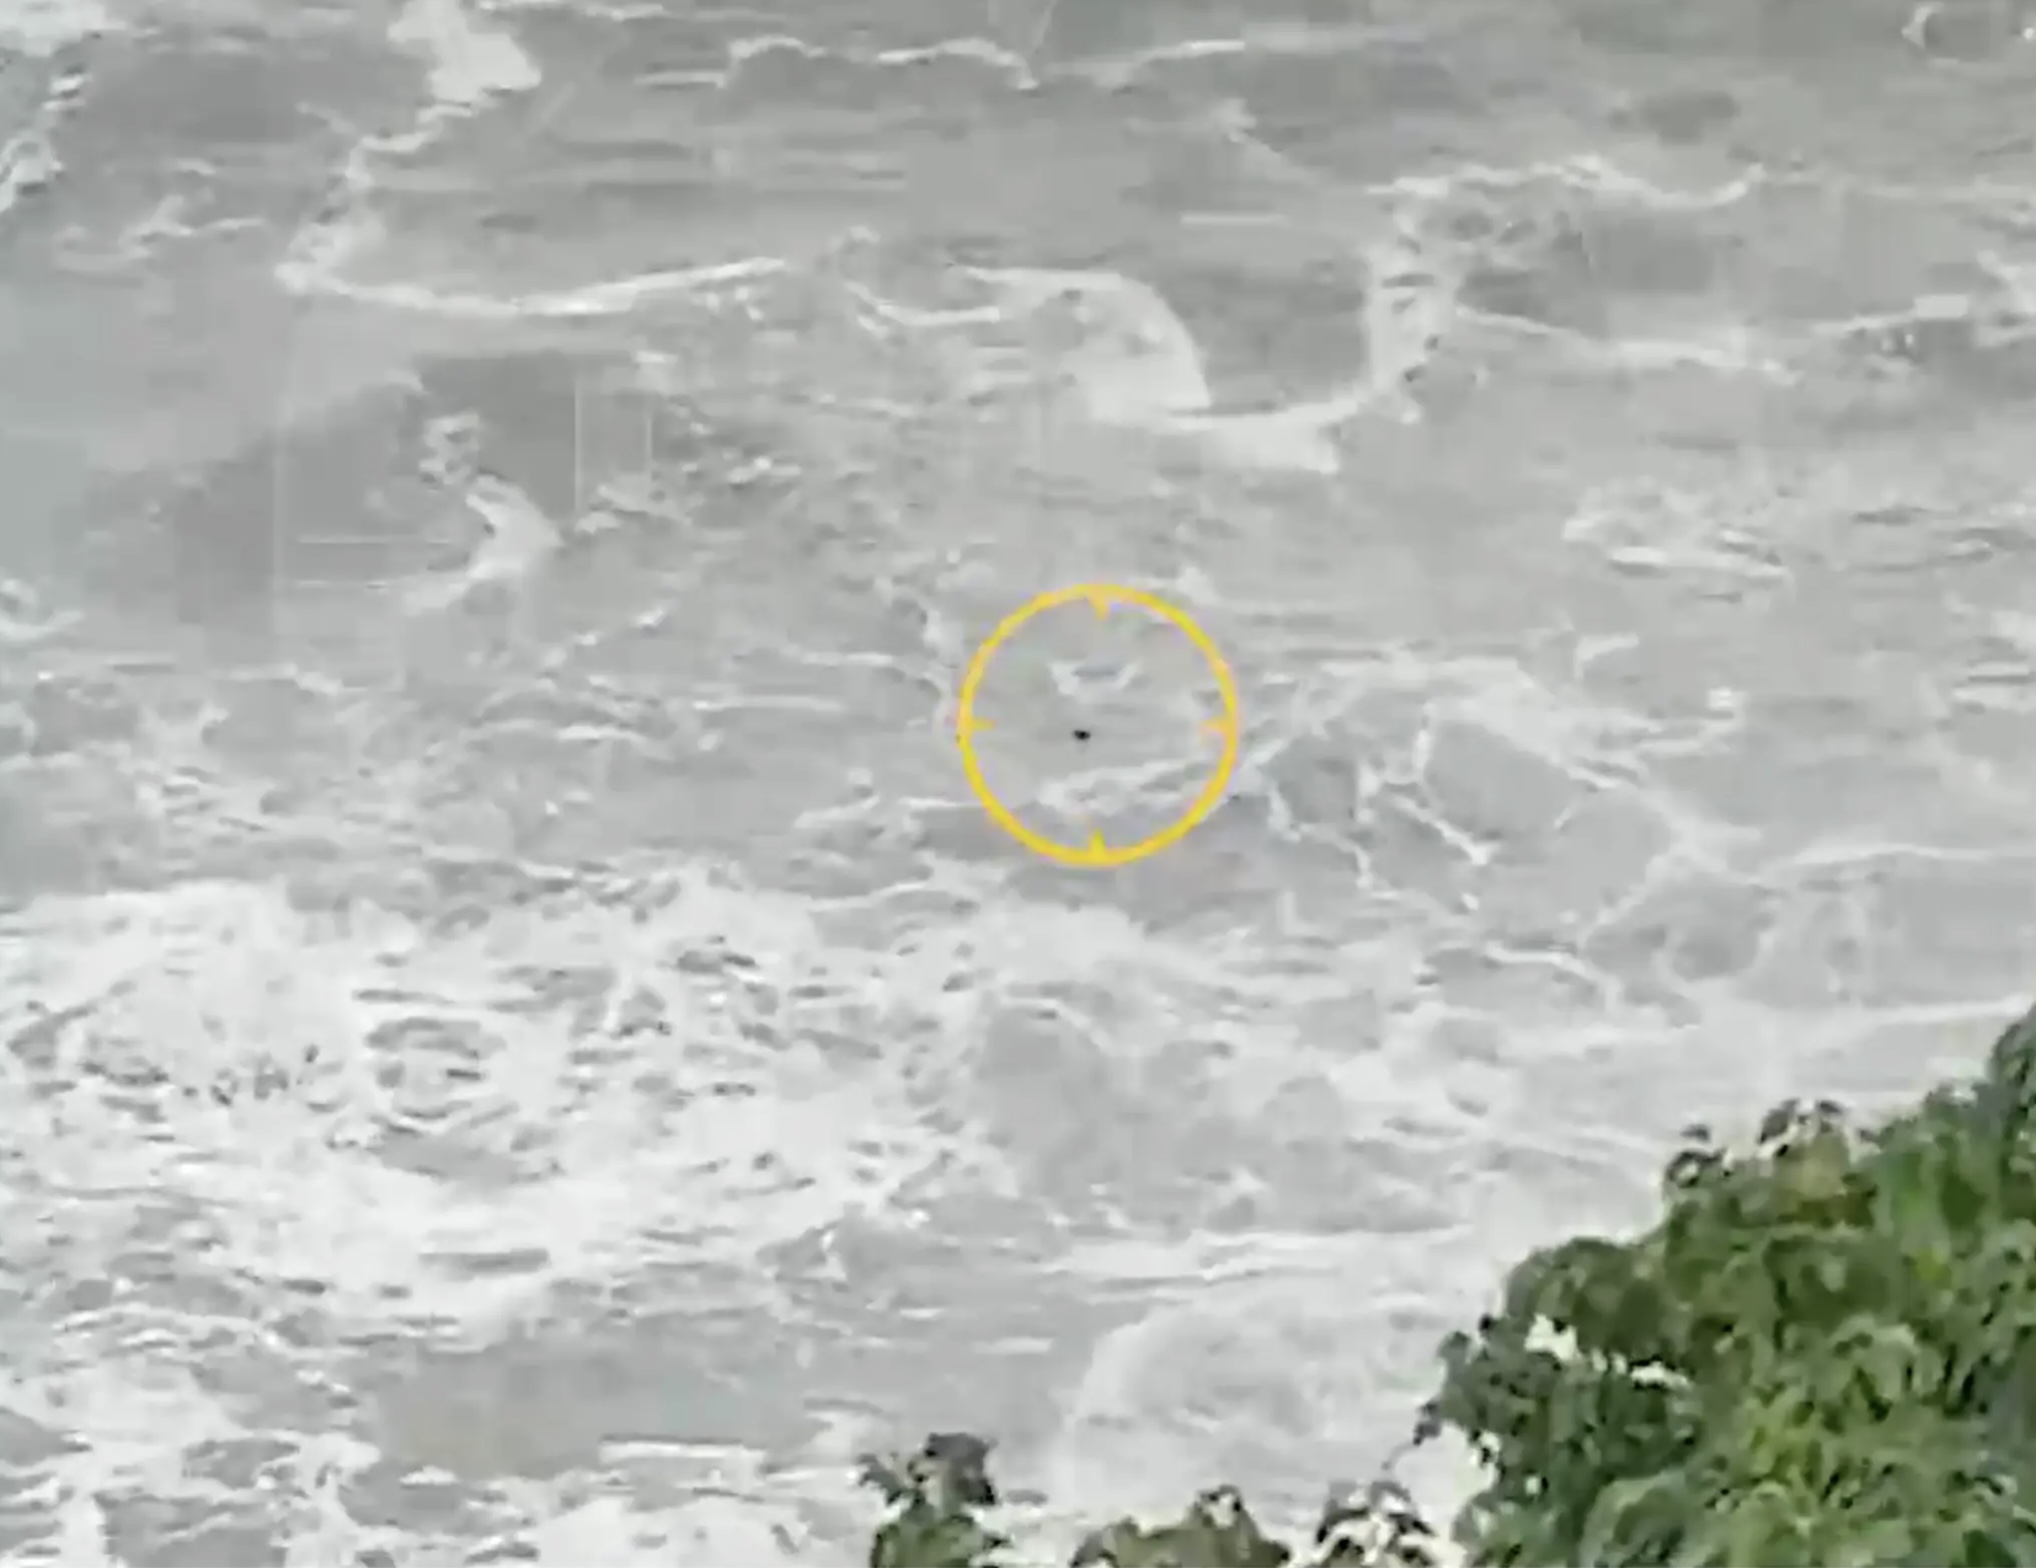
left=861, top=1002, right=2036, bottom=1566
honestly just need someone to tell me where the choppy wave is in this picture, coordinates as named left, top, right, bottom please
left=7, top=0, right=2036, bottom=1559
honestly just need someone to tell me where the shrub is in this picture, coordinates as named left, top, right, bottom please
left=862, top=1002, right=2036, bottom=1566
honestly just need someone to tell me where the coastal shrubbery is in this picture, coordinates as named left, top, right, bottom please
left=862, top=1003, right=2036, bottom=1566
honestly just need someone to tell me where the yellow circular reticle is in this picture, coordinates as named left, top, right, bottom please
left=955, top=584, right=1241, bottom=868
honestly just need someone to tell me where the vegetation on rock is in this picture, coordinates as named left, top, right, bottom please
left=862, top=1002, right=2036, bottom=1566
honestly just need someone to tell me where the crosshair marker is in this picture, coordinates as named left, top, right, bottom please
left=954, top=583, right=1241, bottom=869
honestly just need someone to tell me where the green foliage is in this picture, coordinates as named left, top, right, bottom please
left=1069, top=1482, right=1443, bottom=1568
left=861, top=1435, right=1442, bottom=1568
left=862, top=1003, right=2036, bottom=1567
left=862, top=1435, right=1010, bottom=1568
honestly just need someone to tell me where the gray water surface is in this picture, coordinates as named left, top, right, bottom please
left=5, top=0, right=2036, bottom=1560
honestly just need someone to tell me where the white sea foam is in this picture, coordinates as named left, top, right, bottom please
left=0, top=54, right=83, bottom=219
left=726, top=30, right=1042, bottom=92
left=864, top=238, right=1456, bottom=474
left=277, top=0, right=539, bottom=303
left=389, top=0, right=538, bottom=110
left=281, top=252, right=790, bottom=319
left=0, top=0, right=110, bottom=57
left=14, top=4, right=2036, bottom=1562
left=1, top=870, right=994, bottom=1323
left=0, top=844, right=995, bottom=1558
left=402, top=472, right=561, bottom=610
